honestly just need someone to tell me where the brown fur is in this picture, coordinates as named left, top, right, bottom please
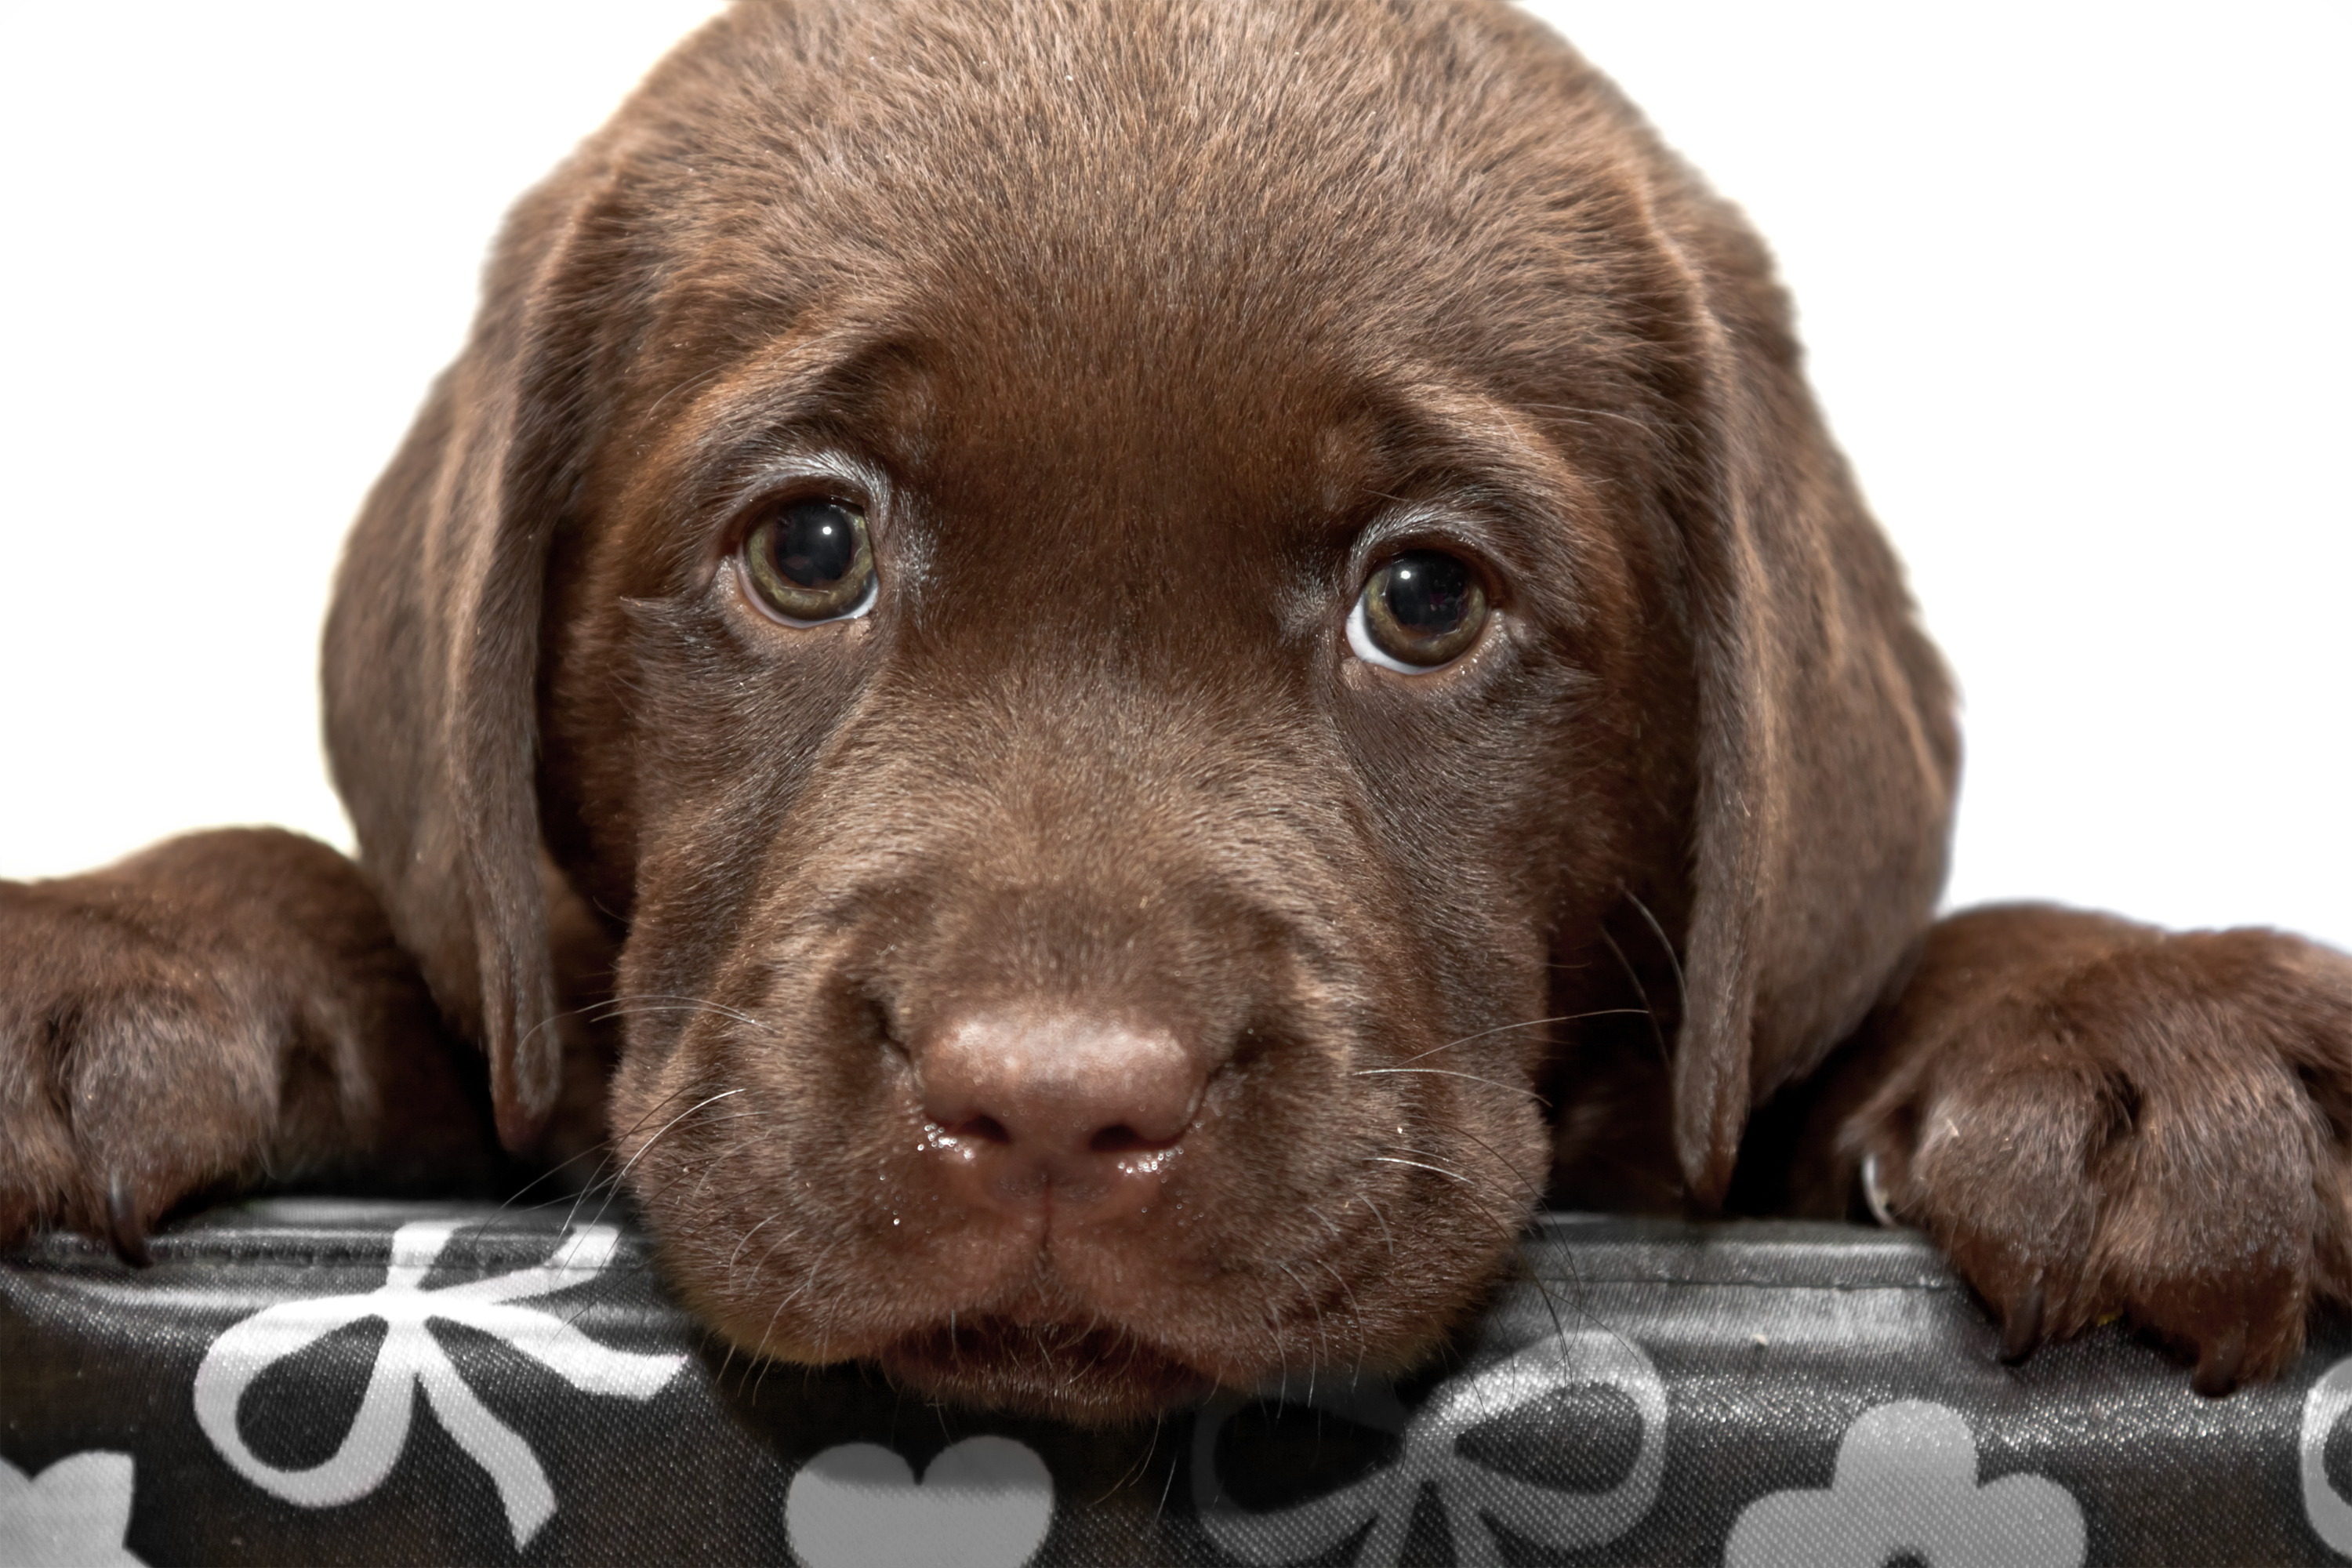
left=4, top=0, right=2348, bottom=1421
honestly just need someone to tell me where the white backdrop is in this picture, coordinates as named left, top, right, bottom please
left=3, top=3, right=2345, bottom=945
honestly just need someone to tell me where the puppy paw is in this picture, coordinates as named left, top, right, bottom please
left=1, top=887, right=278, bottom=1258
left=0, top=829, right=478, bottom=1259
left=1840, top=906, right=2352, bottom=1394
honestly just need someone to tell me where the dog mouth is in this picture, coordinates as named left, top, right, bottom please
left=874, top=1316, right=1218, bottom=1422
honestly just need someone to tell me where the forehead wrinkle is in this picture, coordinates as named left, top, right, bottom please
left=1356, top=370, right=1614, bottom=583
left=606, top=5, right=1695, bottom=552
left=665, top=315, right=912, bottom=474
left=634, top=2, right=1624, bottom=394
left=604, top=310, right=933, bottom=582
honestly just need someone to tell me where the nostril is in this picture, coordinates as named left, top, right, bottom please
left=1087, top=1123, right=1174, bottom=1156
left=945, top=1114, right=1013, bottom=1145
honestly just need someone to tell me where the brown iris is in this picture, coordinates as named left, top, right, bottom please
left=742, top=498, right=875, bottom=624
left=1353, top=550, right=1488, bottom=669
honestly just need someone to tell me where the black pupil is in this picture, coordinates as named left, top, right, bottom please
left=773, top=500, right=859, bottom=588
left=1383, top=552, right=1472, bottom=634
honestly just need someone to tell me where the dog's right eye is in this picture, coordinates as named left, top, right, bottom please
left=740, top=498, right=877, bottom=626
left=1348, top=550, right=1489, bottom=672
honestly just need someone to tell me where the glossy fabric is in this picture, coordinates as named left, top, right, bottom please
left=5, top=1201, right=2346, bottom=1566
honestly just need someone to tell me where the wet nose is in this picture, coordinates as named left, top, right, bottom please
left=913, top=1009, right=1204, bottom=1221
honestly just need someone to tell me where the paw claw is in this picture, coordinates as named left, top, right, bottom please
left=106, top=1173, right=151, bottom=1269
left=1859, top=1151, right=1899, bottom=1229
left=2192, top=1323, right=2247, bottom=1399
left=1998, top=1281, right=2044, bottom=1364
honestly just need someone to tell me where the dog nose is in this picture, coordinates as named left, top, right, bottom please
left=913, top=1009, right=1204, bottom=1222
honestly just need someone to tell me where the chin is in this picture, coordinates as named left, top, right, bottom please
left=873, top=1320, right=1221, bottom=1425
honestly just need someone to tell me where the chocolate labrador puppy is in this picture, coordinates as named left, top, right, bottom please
left=5, top=0, right=2350, bottom=1423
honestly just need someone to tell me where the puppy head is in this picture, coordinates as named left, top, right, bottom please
left=325, top=0, right=1955, bottom=1421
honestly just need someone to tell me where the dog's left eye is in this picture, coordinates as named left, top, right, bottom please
left=1348, top=550, right=1489, bottom=672
left=740, top=498, right=877, bottom=625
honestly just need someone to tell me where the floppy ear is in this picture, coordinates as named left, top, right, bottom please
left=1660, top=216, right=1962, bottom=1205
left=321, top=156, right=622, bottom=1153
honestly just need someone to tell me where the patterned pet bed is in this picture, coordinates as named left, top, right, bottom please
left=6, top=1200, right=2352, bottom=1566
